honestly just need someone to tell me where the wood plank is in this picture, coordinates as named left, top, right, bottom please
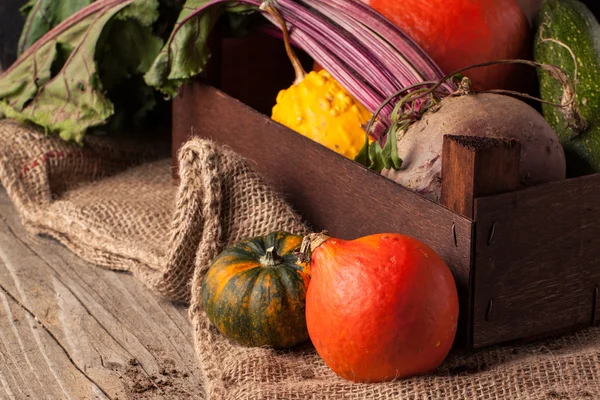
left=172, top=82, right=475, bottom=346
left=440, top=135, right=520, bottom=219
left=0, top=190, right=204, bottom=399
left=473, top=172, right=600, bottom=347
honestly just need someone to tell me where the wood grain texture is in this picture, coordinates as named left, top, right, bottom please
left=473, top=172, right=600, bottom=347
left=170, top=33, right=312, bottom=177
left=441, top=135, right=520, bottom=219
left=0, top=190, right=204, bottom=399
left=172, top=82, right=475, bottom=346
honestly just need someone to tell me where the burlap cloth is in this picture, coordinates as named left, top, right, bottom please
left=0, top=119, right=599, bottom=399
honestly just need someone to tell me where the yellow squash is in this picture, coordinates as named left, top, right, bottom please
left=272, top=70, right=373, bottom=159
left=262, top=3, right=373, bottom=160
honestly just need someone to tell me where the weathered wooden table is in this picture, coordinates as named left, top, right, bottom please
left=0, top=189, right=205, bottom=399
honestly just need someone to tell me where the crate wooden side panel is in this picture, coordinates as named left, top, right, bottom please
left=172, top=82, right=475, bottom=345
left=473, top=173, right=600, bottom=347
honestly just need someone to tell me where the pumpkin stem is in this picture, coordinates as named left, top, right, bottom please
left=260, top=2, right=306, bottom=85
left=261, top=246, right=283, bottom=267
left=298, top=232, right=330, bottom=263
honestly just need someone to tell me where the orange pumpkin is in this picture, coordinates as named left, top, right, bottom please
left=304, top=233, right=459, bottom=382
left=363, top=0, right=532, bottom=91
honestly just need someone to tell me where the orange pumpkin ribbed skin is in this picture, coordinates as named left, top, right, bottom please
left=305, top=233, right=459, bottom=382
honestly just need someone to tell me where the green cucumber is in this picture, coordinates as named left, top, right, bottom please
left=534, top=0, right=600, bottom=176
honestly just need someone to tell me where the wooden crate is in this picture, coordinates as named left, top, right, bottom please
left=171, top=35, right=600, bottom=350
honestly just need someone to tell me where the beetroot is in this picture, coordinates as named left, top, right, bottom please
left=381, top=93, right=566, bottom=201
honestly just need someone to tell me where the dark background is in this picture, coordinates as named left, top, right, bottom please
left=582, top=0, right=600, bottom=18
left=0, top=0, right=26, bottom=71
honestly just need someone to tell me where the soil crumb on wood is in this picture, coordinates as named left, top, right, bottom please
left=115, top=355, right=202, bottom=398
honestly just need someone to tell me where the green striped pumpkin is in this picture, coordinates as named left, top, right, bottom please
left=201, top=231, right=310, bottom=348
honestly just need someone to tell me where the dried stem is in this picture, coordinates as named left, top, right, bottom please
left=260, top=2, right=306, bottom=85
left=537, top=25, right=587, bottom=136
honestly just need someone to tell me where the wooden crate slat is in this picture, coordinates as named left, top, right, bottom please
left=440, top=135, right=521, bottom=219
left=473, top=173, right=600, bottom=347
